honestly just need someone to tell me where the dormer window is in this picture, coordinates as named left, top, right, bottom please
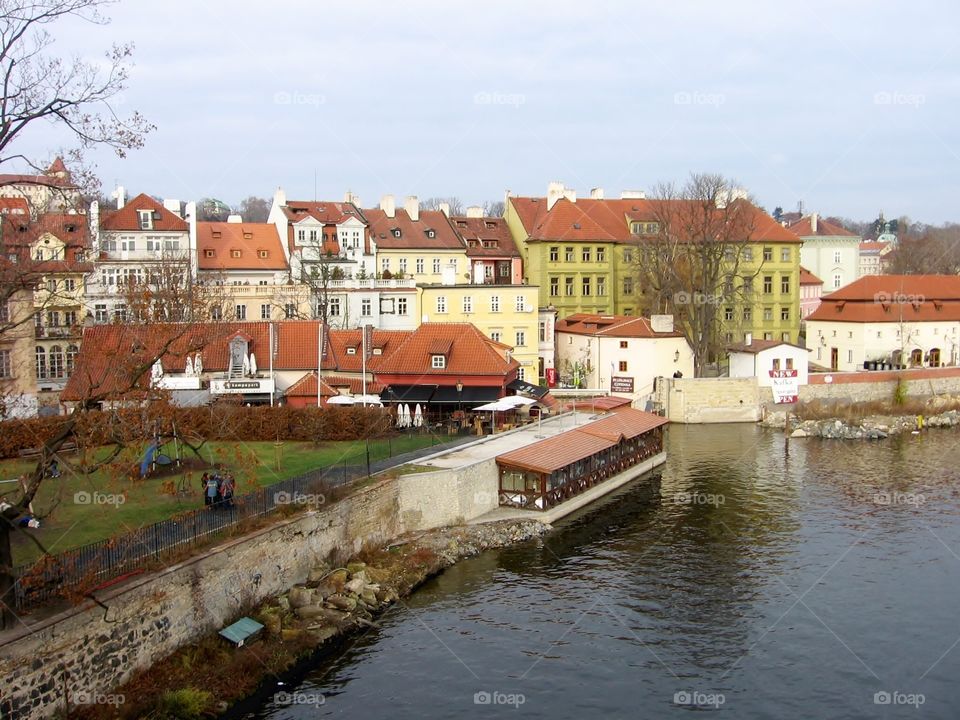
left=431, top=354, right=446, bottom=369
left=258, top=249, right=268, bottom=259
left=346, top=347, right=357, bottom=355
left=211, top=231, right=222, bottom=239
left=373, top=348, right=382, bottom=355
left=138, top=210, right=153, bottom=230
left=231, top=249, right=241, bottom=258
left=204, top=249, right=215, bottom=258
left=485, top=221, right=496, bottom=229
left=482, top=240, right=498, bottom=248
left=392, top=228, right=401, bottom=238
left=243, top=232, right=253, bottom=239
left=426, top=229, right=436, bottom=238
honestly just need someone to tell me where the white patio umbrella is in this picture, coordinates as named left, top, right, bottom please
left=184, top=356, right=194, bottom=376
left=249, top=353, right=258, bottom=375
left=327, top=395, right=356, bottom=405
left=500, top=395, right=536, bottom=408
left=401, top=403, right=411, bottom=427
left=194, top=353, right=203, bottom=375
left=242, top=353, right=250, bottom=376
left=413, top=403, right=423, bottom=428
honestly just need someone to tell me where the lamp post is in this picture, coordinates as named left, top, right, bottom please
left=456, top=379, right=463, bottom=429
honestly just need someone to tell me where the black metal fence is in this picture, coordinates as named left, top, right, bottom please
left=12, top=461, right=374, bottom=613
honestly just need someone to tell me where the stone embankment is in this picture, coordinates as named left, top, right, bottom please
left=761, top=410, right=960, bottom=440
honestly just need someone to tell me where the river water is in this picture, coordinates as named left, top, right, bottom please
left=241, top=424, right=960, bottom=719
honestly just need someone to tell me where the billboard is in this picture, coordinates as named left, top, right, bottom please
left=769, top=369, right=799, bottom=403
left=611, top=376, right=635, bottom=393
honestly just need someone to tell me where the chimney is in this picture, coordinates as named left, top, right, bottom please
left=438, top=202, right=450, bottom=217
left=163, top=199, right=182, bottom=218
left=112, top=185, right=126, bottom=210
left=590, top=187, right=604, bottom=199
left=185, top=200, right=198, bottom=281
left=273, top=186, right=286, bottom=209
left=620, top=190, right=645, bottom=199
left=404, top=195, right=419, bottom=221
left=745, top=332, right=752, bottom=346
left=466, top=205, right=483, bottom=218
left=89, top=200, right=100, bottom=249
left=380, top=194, right=396, bottom=218
left=546, top=181, right=565, bottom=211
left=227, top=214, right=243, bottom=223
left=810, top=212, right=818, bottom=233
left=343, top=190, right=361, bottom=206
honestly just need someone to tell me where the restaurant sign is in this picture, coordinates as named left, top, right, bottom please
left=610, top=376, right=634, bottom=393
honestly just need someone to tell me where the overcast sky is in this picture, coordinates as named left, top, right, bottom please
left=18, top=0, right=960, bottom=222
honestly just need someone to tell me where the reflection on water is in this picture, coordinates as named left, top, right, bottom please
left=240, top=425, right=960, bottom=720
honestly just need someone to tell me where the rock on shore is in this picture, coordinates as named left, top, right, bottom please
left=762, top=409, right=960, bottom=439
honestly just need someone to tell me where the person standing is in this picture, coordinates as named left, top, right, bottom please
left=205, top=473, right=219, bottom=508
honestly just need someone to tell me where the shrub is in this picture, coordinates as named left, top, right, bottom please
left=152, top=688, right=213, bottom=719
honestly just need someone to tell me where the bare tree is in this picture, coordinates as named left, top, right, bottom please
left=422, top=196, right=464, bottom=216
left=633, top=173, right=761, bottom=375
left=237, top=196, right=270, bottom=223
left=482, top=200, right=505, bottom=217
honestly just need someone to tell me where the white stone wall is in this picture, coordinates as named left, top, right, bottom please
left=663, top=377, right=761, bottom=423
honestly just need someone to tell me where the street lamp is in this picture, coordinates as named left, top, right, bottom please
left=456, top=379, right=463, bottom=423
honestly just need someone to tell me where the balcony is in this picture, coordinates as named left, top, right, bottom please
left=327, top=278, right=416, bottom=290
left=35, top=326, right=81, bottom=339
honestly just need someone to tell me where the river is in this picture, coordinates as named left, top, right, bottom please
left=238, top=424, right=960, bottom=719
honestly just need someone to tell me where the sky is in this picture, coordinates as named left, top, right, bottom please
left=16, top=0, right=960, bottom=223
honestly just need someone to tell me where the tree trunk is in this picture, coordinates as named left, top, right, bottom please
left=0, top=522, right=17, bottom=629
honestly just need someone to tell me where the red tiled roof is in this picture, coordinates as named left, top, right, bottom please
left=321, top=374, right=384, bottom=394
left=788, top=216, right=859, bottom=237
left=799, top=266, right=823, bottom=285
left=452, top=216, right=520, bottom=258
left=0, top=212, right=91, bottom=269
left=282, top=200, right=365, bottom=225
left=556, top=313, right=684, bottom=338
left=197, top=222, right=287, bottom=271
left=807, top=275, right=960, bottom=323
left=496, top=407, right=667, bottom=473
left=569, top=395, right=633, bottom=412
left=859, top=241, right=891, bottom=253
left=0, top=172, right=74, bottom=188
left=373, top=323, right=518, bottom=377
left=100, top=194, right=188, bottom=232
left=363, top=208, right=465, bottom=250
left=0, top=198, right=30, bottom=215
left=284, top=371, right=337, bottom=399
left=325, top=328, right=412, bottom=373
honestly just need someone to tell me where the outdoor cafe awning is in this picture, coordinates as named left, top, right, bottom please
left=430, top=386, right=501, bottom=404
left=507, top=378, right=549, bottom=399
left=380, top=385, right=438, bottom=404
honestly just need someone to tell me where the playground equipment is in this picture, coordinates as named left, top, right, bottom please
left=139, top=422, right=185, bottom=478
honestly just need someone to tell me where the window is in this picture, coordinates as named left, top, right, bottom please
left=743, top=307, right=752, bottom=321
left=834, top=250, right=841, bottom=264
left=397, top=297, right=408, bottom=315
left=582, top=277, right=591, bottom=296
left=763, top=307, right=773, bottom=321
left=597, top=277, right=607, bottom=296
left=399, top=258, right=407, bottom=273
left=491, top=295, right=500, bottom=312
left=540, top=322, right=547, bottom=343
left=516, top=330, right=526, bottom=346
left=724, top=307, right=734, bottom=321
left=550, top=278, right=559, bottom=297
left=391, top=228, right=400, bottom=238
left=848, top=349, right=853, bottom=363
left=618, top=360, right=628, bottom=372
left=0, top=349, right=10, bottom=378
left=285, top=304, right=296, bottom=319
left=121, top=238, right=136, bottom=252
left=47, top=311, right=60, bottom=327
left=346, top=347, right=357, bottom=355
left=582, top=248, right=591, bottom=263
left=258, top=249, right=269, bottom=259
left=623, top=277, right=633, bottom=294
left=235, top=304, right=246, bottom=320
left=297, top=229, right=306, bottom=242
left=515, top=295, right=525, bottom=312
left=782, top=248, right=791, bottom=262
left=95, top=304, right=107, bottom=323
left=463, top=296, right=473, bottom=313
left=786, top=358, right=794, bottom=370
left=450, top=258, right=457, bottom=274
left=597, top=247, right=606, bottom=262
left=211, top=306, right=222, bottom=320
left=432, top=258, right=441, bottom=273
left=436, top=296, right=447, bottom=313
left=517, top=367, right=526, bottom=381
left=781, top=307, right=790, bottom=321
left=361, top=299, right=372, bottom=316
left=763, top=276, right=773, bottom=294
left=64, top=310, right=77, bottom=327
left=773, top=358, right=781, bottom=371
left=833, top=273, right=842, bottom=289
left=763, top=247, right=773, bottom=262
left=781, top=276, right=790, bottom=294
left=416, top=258, right=424, bottom=273
left=743, top=247, right=753, bottom=262
left=260, top=304, right=270, bottom=320
left=618, top=341, right=628, bottom=350
left=491, top=331, right=502, bottom=342
left=565, top=277, right=574, bottom=296
left=565, top=247, right=574, bottom=262
left=49, top=345, right=63, bottom=378
left=742, top=275, right=754, bottom=292
left=381, top=257, right=390, bottom=272
left=35, top=347, right=46, bottom=379
left=426, top=229, right=435, bottom=239
left=64, top=278, right=76, bottom=292
left=623, top=249, right=633, bottom=263
left=764, top=332, right=773, bottom=340
left=549, top=247, right=559, bottom=262
left=329, top=298, right=341, bottom=316
left=137, top=210, right=152, bottom=230
left=431, top=354, right=445, bottom=369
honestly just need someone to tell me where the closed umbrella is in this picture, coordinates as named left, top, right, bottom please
left=249, top=353, right=258, bottom=375
left=414, top=403, right=423, bottom=428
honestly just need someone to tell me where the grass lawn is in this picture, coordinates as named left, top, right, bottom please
left=5, top=433, right=441, bottom=566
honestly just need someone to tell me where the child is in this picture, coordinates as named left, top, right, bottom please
left=205, top=474, right=219, bottom=508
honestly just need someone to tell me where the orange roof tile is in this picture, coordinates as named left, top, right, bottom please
left=452, top=216, right=520, bottom=258
left=373, top=323, right=518, bottom=377
left=100, top=194, right=188, bottom=232
left=807, top=275, right=960, bottom=323
left=788, top=216, right=859, bottom=237
left=0, top=198, right=30, bottom=215
left=364, top=208, right=465, bottom=250
left=197, top=222, right=287, bottom=271
left=799, top=266, right=823, bottom=285
left=284, top=371, right=338, bottom=399
left=556, top=313, right=684, bottom=338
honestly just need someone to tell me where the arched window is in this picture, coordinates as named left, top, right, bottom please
left=66, top=344, right=78, bottom=375
left=929, top=348, right=941, bottom=367
left=35, top=347, right=46, bottom=379
left=49, top=345, right=64, bottom=378
left=910, top=349, right=923, bottom=367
